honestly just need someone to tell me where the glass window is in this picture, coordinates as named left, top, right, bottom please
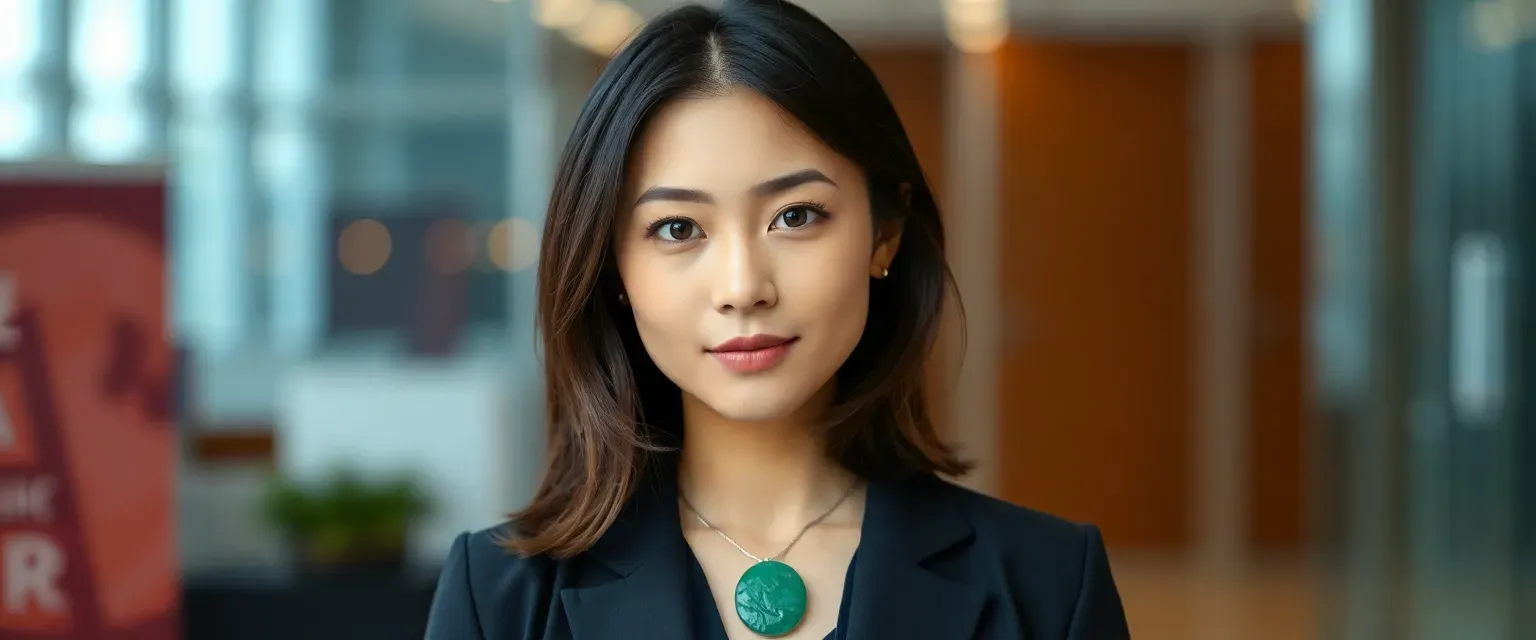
left=70, top=0, right=153, bottom=162
left=0, top=0, right=44, bottom=158
left=6, top=0, right=539, bottom=424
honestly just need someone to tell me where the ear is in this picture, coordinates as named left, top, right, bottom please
left=871, top=182, right=912, bottom=278
left=871, top=217, right=904, bottom=279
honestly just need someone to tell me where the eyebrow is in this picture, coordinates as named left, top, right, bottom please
left=632, top=168, right=837, bottom=207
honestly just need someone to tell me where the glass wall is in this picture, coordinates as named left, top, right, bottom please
left=1311, top=0, right=1533, bottom=636
left=1405, top=0, right=1526, bottom=636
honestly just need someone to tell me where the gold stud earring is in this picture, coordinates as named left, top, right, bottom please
left=882, top=267, right=889, bottom=278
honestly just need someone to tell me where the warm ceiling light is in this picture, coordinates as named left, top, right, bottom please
left=337, top=219, right=391, bottom=276
left=488, top=218, right=540, bottom=272
left=1293, top=0, right=1314, bottom=21
left=535, top=0, right=595, bottom=30
left=1469, top=0, right=1525, bottom=51
left=565, top=1, right=642, bottom=56
left=945, top=0, right=1007, bottom=54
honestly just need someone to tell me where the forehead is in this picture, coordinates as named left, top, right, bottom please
left=627, top=88, right=857, bottom=194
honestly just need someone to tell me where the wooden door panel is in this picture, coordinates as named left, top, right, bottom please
left=1247, top=39, right=1309, bottom=553
left=995, top=40, right=1194, bottom=550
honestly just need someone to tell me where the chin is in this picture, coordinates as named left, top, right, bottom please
left=697, top=382, right=821, bottom=423
left=705, top=398, right=803, bottom=423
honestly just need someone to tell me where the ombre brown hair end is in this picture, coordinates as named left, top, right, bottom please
left=505, top=0, right=969, bottom=560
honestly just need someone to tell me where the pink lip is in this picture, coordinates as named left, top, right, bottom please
left=708, top=334, right=798, bottom=373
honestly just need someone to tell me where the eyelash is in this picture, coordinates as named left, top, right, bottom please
left=643, top=217, right=703, bottom=243
left=643, top=201, right=831, bottom=244
left=773, top=201, right=830, bottom=231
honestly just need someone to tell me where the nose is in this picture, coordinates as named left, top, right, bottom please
left=711, top=233, right=776, bottom=314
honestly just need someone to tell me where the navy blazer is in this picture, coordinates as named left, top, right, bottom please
left=426, top=467, right=1131, bottom=639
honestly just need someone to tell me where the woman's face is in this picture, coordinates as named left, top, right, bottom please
left=615, top=88, right=898, bottom=422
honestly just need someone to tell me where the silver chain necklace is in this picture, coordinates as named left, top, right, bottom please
left=680, top=480, right=861, bottom=563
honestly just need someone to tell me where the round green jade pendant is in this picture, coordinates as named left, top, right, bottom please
left=733, top=560, right=808, bottom=637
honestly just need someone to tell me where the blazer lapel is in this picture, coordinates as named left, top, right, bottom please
left=845, top=474, right=988, bottom=640
left=560, top=463, right=695, bottom=640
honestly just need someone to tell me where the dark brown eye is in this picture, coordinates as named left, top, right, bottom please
left=655, top=219, right=701, bottom=242
left=773, top=206, right=823, bottom=230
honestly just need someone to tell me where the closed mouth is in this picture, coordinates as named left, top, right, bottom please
left=707, top=335, right=800, bottom=373
left=708, top=334, right=797, bottom=353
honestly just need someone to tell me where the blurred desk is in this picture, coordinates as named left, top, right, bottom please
left=182, top=566, right=439, bottom=640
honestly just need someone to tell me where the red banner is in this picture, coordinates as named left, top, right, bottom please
left=0, top=168, right=179, bottom=639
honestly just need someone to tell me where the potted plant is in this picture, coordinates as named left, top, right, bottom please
left=260, top=468, right=431, bottom=577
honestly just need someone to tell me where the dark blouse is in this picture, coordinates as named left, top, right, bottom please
left=685, top=547, right=858, bottom=640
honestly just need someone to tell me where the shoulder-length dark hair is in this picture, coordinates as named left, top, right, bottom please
left=511, top=0, right=967, bottom=559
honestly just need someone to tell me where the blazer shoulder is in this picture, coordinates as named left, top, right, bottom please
left=460, top=522, right=562, bottom=594
left=924, top=477, right=1108, bottom=595
left=929, top=476, right=1097, bottom=552
left=922, top=478, right=1131, bottom=638
left=426, top=523, right=560, bottom=640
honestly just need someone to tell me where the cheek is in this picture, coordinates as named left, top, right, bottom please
left=616, top=256, right=700, bottom=374
left=784, top=232, right=873, bottom=348
left=621, top=265, right=674, bottom=330
left=629, top=297, right=684, bottom=350
left=789, top=250, right=869, bottom=318
left=807, top=218, right=874, bottom=296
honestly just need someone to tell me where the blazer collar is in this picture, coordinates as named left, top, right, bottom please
left=560, top=460, right=693, bottom=640
left=845, top=473, right=989, bottom=639
left=559, top=461, right=987, bottom=640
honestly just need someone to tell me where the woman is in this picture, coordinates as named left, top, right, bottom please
left=427, top=1, right=1130, bottom=638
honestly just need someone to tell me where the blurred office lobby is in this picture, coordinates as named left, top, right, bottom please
left=0, top=0, right=1532, bottom=638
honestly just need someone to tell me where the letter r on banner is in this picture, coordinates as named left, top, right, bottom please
left=0, top=530, right=70, bottom=632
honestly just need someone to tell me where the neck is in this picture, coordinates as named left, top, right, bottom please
left=676, top=383, right=857, bottom=544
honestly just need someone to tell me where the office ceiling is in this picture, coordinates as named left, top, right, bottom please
left=623, top=0, right=1304, bottom=38
left=411, top=0, right=1305, bottom=50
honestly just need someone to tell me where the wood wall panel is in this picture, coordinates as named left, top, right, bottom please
left=862, top=47, right=948, bottom=199
left=995, top=40, right=1194, bottom=550
left=1247, top=39, right=1309, bottom=553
